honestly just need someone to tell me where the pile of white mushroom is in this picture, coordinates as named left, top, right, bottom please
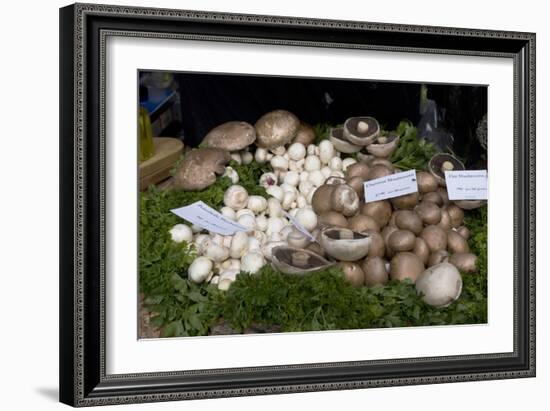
left=170, top=110, right=486, bottom=308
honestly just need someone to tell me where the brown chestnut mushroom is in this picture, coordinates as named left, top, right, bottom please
left=449, top=252, right=478, bottom=273
left=343, top=116, right=380, bottom=146
left=361, top=200, right=393, bottom=227
left=394, top=210, right=423, bottom=235
left=391, top=192, right=420, bottom=210
left=361, top=257, right=389, bottom=287
left=202, top=121, right=256, bottom=151
left=422, top=191, right=444, bottom=206
left=365, top=230, right=386, bottom=258
left=346, top=162, right=371, bottom=180
left=311, top=184, right=335, bottom=214
left=388, top=229, right=416, bottom=252
left=390, top=252, right=425, bottom=283
left=413, top=237, right=430, bottom=265
left=447, top=230, right=470, bottom=254
left=255, top=109, right=299, bottom=148
left=338, top=262, right=365, bottom=287
left=428, top=250, right=450, bottom=267
left=446, top=204, right=465, bottom=228
left=367, top=164, right=393, bottom=181
left=318, top=211, right=348, bottom=228
left=347, top=176, right=365, bottom=198
left=437, top=209, right=452, bottom=231
left=416, top=171, right=439, bottom=194
left=331, top=184, right=360, bottom=217
left=348, top=214, right=380, bottom=233
left=420, top=225, right=448, bottom=252
left=292, top=121, right=316, bottom=145
left=173, top=148, right=231, bottom=191
left=456, top=226, right=471, bottom=240
left=415, top=202, right=442, bottom=225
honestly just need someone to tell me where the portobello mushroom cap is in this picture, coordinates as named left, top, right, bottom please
left=329, top=127, right=363, bottom=153
left=202, top=121, right=256, bottom=151
left=271, top=246, right=334, bottom=275
left=390, top=252, right=425, bottom=283
left=255, top=109, right=300, bottom=148
left=320, top=227, right=372, bottom=262
left=173, top=148, right=231, bottom=191
left=343, top=116, right=381, bottom=146
left=428, top=153, right=465, bottom=186
left=366, top=132, right=400, bottom=158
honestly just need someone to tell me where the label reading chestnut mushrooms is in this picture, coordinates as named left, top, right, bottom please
left=445, top=170, right=488, bottom=200
left=171, top=201, right=249, bottom=235
left=363, top=169, right=418, bottom=203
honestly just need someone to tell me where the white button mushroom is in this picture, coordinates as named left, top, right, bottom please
left=188, top=257, right=213, bottom=283
left=236, top=208, right=254, bottom=219
left=266, top=185, right=284, bottom=202
left=267, top=198, right=283, bottom=218
left=255, top=215, right=268, bottom=232
left=247, top=195, right=268, bottom=214
left=308, top=169, right=326, bottom=187
left=296, top=194, right=307, bottom=209
left=266, top=217, right=286, bottom=236
left=307, top=144, right=318, bottom=156
left=248, top=236, right=262, bottom=252
left=299, top=171, right=310, bottom=182
left=283, top=171, right=300, bottom=187
left=230, top=152, right=242, bottom=165
left=254, top=147, right=269, bottom=164
left=280, top=225, right=294, bottom=240
left=251, top=230, right=268, bottom=245
left=241, top=151, right=253, bottom=165
left=211, top=234, right=225, bottom=246
left=287, top=142, right=307, bottom=161
left=229, top=231, right=250, bottom=259
left=169, top=224, right=193, bottom=243
left=298, top=180, right=314, bottom=197
left=222, top=166, right=239, bottom=184
left=270, top=146, right=286, bottom=156
left=205, top=243, right=230, bottom=262
left=237, top=214, right=256, bottom=231
left=240, top=251, right=266, bottom=274
left=342, top=157, right=357, bottom=171
left=224, top=185, right=249, bottom=210
left=190, top=223, right=204, bottom=233
left=282, top=191, right=297, bottom=210
left=220, top=206, right=237, bottom=221
left=319, top=140, right=335, bottom=164
left=320, top=166, right=332, bottom=179
left=259, top=172, right=278, bottom=188
left=304, top=155, right=322, bottom=171
left=219, top=269, right=240, bottom=282
left=329, top=157, right=343, bottom=171
left=270, top=155, right=289, bottom=171
left=194, top=234, right=211, bottom=254
left=295, top=208, right=318, bottom=231
left=330, top=170, right=345, bottom=179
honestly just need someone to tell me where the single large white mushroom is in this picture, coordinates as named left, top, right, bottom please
left=188, top=257, right=213, bottom=283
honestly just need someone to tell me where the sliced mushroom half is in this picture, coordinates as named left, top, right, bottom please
left=428, top=153, right=465, bottom=186
left=320, top=227, right=372, bottom=262
left=271, top=246, right=334, bottom=275
left=329, top=127, right=363, bottom=153
left=366, top=132, right=400, bottom=158
left=343, top=117, right=380, bottom=146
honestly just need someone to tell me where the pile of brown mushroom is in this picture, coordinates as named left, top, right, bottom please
left=169, top=110, right=485, bottom=306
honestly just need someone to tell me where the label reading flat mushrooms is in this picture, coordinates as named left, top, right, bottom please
left=364, top=170, right=419, bottom=203
left=171, top=201, right=249, bottom=235
left=445, top=170, right=488, bottom=200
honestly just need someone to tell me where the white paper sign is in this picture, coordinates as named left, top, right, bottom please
left=283, top=211, right=316, bottom=242
left=445, top=170, right=488, bottom=200
left=363, top=169, right=418, bottom=203
left=170, top=201, right=249, bottom=235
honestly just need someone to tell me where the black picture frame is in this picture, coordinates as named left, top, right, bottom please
left=59, top=3, right=536, bottom=407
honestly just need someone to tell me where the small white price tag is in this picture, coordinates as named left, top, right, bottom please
left=170, top=201, right=249, bottom=235
left=445, top=170, right=488, bottom=200
left=283, top=211, right=317, bottom=242
left=364, top=169, right=418, bottom=203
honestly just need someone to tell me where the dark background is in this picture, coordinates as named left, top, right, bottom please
left=141, top=72, right=488, bottom=165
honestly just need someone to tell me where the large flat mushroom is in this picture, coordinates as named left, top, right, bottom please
left=428, top=153, right=465, bottom=186
left=343, top=116, right=380, bottom=146
left=201, top=121, right=256, bottom=151
left=173, top=148, right=231, bottom=191
left=255, top=109, right=300, bottom=148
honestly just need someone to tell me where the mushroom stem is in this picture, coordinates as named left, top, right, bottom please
left=339, top=230, right=354, bottom=240
left=442, top=161, right=455, bottom=171
left=357, top=121, right=369, bottom=133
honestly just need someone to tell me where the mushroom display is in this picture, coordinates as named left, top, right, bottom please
left=173, top=148, right=231, bottom=191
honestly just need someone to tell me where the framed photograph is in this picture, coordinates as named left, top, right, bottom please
left=59, top=3, right=535, bottom=407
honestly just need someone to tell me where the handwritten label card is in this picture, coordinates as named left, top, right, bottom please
left=364, top=169, right=418, bottom=203
left=283, top=211, right=316, bottom=242
left=171, top=201, right=249, bottom=235
left=445, top=170, right=488, bottom=200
